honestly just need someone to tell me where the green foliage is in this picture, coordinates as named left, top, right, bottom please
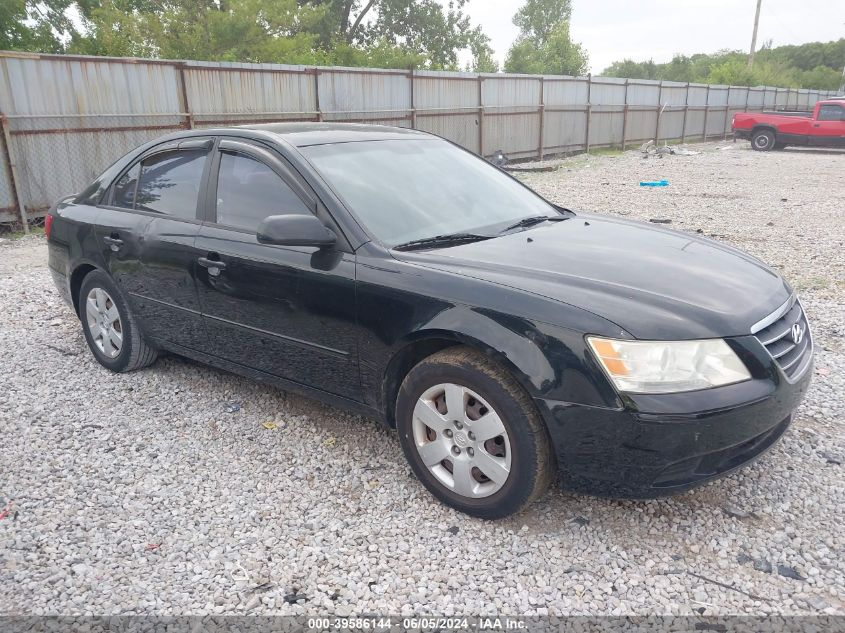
left=2, top=0, right=494, bottom=71
left=601, top=40, right=845, bottom=91
left=512, top=0, right=572, bottom=45
left=504, top=0, right=587, bottom=76
left=1, top=0, right=77, bottom=53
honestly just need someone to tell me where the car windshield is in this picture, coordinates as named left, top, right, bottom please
left=301, top=139, right=559, bottom=247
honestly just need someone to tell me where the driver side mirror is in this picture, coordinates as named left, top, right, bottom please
left=257, top=214, right=337, bottom=248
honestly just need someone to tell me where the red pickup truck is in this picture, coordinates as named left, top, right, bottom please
left=732, top=98, right=845, bottom=150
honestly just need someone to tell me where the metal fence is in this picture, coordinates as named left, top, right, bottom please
left=0, top=50, right=839, bottom=226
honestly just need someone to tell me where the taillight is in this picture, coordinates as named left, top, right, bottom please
left=44, top=214, right=53, bottom=238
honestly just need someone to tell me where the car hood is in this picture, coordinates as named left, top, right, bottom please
left=393, top=214, right=791, bottom=340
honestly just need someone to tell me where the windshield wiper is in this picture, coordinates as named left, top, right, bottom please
left=501, top=215, right=568, bottom=233
left=392, top=233, right=492, bottom=251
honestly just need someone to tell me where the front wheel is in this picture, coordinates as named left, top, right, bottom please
left=79, top=269, right=158, bottom=372
left=751, top=129, right=776, bottom=151
left=396, top=347, right=554, bottom=519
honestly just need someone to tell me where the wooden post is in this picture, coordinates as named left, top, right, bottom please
left=681, top=82, right=690, bottom=144
left=314, top=70, right=322, bottom=122
left=177, top=63, right=193, bottom=129
left=584, top=74, right=592, bottom=153
left=537, top=76, right=545, bottom=159
left=477, top=74, right=484, bottom=156
left=621, top=79, right=629, bottom=151
left=0, top=115, right=29, bottom=233
left=409, top=68, right=416, bottom=129
left=654, top=81, right=664, bottom=144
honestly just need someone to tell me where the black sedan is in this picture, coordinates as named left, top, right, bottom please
left=46, top=124, right=813, bottom=519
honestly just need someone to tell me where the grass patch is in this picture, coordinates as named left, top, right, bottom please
left=1, top=226, right=44, bottom=240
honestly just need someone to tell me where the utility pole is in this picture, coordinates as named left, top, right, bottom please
left=748, top=0, right=763, bottom=69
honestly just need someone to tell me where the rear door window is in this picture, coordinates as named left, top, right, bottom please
left=135, top=149, right=208, bottom=218
left=215, top=152, right=310, bottom=231
left=112, top=162, right=140, bottom=209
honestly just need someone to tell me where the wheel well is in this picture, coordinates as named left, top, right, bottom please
left=69, top=264, right=97, bottom=315
left=752, top=125, right=777, bottom=137
left=382, top=338, right=460, bottom=427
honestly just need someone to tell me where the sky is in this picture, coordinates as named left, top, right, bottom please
left=451, top=0, right=845, bottom=73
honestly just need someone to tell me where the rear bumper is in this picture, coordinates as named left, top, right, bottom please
left=48, top=240, right=74, bottom=309
left=733, top=128, right=751, bottom=140
left=537, top=347, right=813, bottom=498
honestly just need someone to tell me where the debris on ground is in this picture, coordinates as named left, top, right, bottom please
left=641, top=180, right=669, bottom=187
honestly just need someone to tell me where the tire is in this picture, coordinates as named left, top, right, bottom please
left=395, top=346, right=554, bottom=519
left=79, top=269, right=158, bottom=372
left=751, top=129, right=776, bottom=151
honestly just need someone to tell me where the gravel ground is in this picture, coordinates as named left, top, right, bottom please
left=1, top=142, right=843, bottom=617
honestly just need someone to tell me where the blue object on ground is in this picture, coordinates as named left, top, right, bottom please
left=640, top=180, right=669, bottom=187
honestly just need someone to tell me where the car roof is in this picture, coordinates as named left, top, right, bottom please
left=232, top=122, right=433, bottom=147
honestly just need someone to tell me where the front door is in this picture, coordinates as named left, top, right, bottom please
left=95, top=138, right=212, bottom=350
left=194, top=139, right=360, bottom=400
left=811, top=103, right=845, bottom=147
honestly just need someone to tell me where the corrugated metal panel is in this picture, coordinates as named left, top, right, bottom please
left=10, top=127, right=166, bottom=212
left=589, top=77, right=626, bottom=104
left=484, top=112, right=540, bottom=157
left=318, top=68, right=410, bottom=122
left=0, top=129, right=13, bottom=213
left=589, top=107, right=624, bottom=147
left=660, top=82, right=688, bottom=105
left=0, top=55, right=182, bottom=132
left=183, top=62, right=315, bottom=124
left=543, top=77, right=588, bottom=105
left=626, top=81, right=660, bottom=106
left=416, top=113, right=480, bottom=153
left=543, top=110, right=587, bottom=152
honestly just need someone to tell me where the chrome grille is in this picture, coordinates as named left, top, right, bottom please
left=751, top=297, right=812, bottom=380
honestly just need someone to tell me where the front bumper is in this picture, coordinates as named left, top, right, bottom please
left=537, top=336, right=813, bottom=498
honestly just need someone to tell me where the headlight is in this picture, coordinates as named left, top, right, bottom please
left=587, top=337, right=751, bottom=394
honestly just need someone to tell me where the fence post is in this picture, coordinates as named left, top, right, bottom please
left=654, top=81, right=663, bottom=144
left=314, top=69, right=322, bottom=122
left=0, top=115, right=29, bottom=233
left=409, top=68, right=416, bottom=129
left=702, top=84, right=711, bottom=141
left=477, top=74, right=484, bottom=156
left=537, top=76, right=545, bottom=159
left=584, top=74, right=592, bottom=153
left=621, top=79, right=629, bottom=151
left=681, top=82, right=690, bottom=144
left=177, top=63, right=193, bottom=129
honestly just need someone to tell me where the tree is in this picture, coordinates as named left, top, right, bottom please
left=600, top=39, right=845, bottom=91
left=7, top=0, right=497, bottom=72
left=503, top=0, right=587, bottom=76
left=1, top=0, right=77, bottom=53
left=512, top=0, right=572, bottom=45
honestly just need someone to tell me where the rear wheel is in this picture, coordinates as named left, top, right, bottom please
left=79, top=270, right=157, bottom=372
left=751, top=129, right=776, bottom=151
left=396, top=347, right=553, bottom=519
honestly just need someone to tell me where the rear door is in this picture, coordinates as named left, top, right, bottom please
left=193, top=138, right=360, bottom=400
left=95, top=138, right=213, bottom=350
left=810, top=103, right=845, bottom=147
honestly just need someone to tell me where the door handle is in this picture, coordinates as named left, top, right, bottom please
left=813, top=123, right=820, bottom=127
left=198, top=256, right=227, bottom=276
left=103, top=236, right=123, bottom=251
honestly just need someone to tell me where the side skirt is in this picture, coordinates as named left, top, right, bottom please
left=152, top=339, right=385, bottom=424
